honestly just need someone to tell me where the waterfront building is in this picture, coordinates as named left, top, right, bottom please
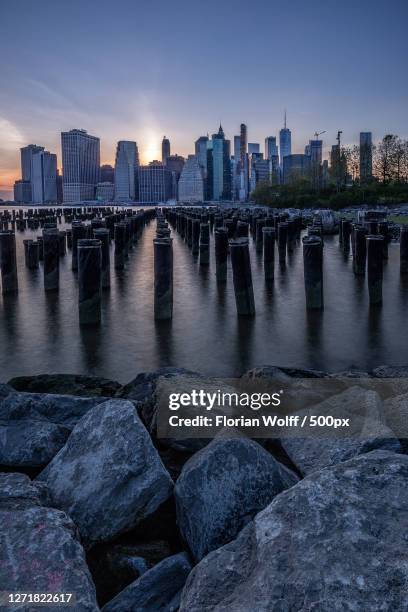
left=61, top=129, right=100, bottom=202
left=178, top=155, right=204, bottom=202
left=360, top=132, right=373, bottom=182
left=138, top=162, right=173, bottom=203
left=31, top=150, right=57, bottom=203
left=283, top=154, right=311, bottom=184
left=100, top=164, right=114, bottom=183
left=166, top=154, right=185, bottom=199
left=279, top=112, right=292, bottom=167
left=13, top=180, right=32, bottom=203
left=19, top=144, right=45, bottom=202
left=162, top=136, right=170, bottom=165
left=114, top=141, right=139, bottom=201
left=265, top=136, right=278, bottom=160
left=96, top=182, right=115, bottom=202
left=206, top=125, right=231, bottom=201
left=250, top=156, right=270, bottom=192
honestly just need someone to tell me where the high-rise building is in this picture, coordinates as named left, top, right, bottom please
left=283, top=154, right=311, bottom=184
left=31, top=150, right=57, bottom=203
left=279, top=111, right=292, bottom=167
left=61, top=129, right=100, bottom=202
left=114, top=141, right=139, bottom=201
left=248, top=143, right=260, bottom=155
left=239, top=123, right=248, bottom=201
left=195, top=136, right=208, bottom=175
left=178, top=155, right=204, bottom=203
left=308, top=140, right=323, bottom=189
left=206, top=125, right=231, bottom=201
left=166, top=154, right=185, bottom=199
left=13, top=180, right=32, bottom=203
left=250, top=156, right=270, bottom=192
left=100, top=164, right=114, bottom=183
left=162, top=136, right=170, bottom=165
left=96, top=182, right=115, bottom=202
left=265, top=136, right=278, bottom=160
left=360, top=132, right=373, bottom=182
left=19, top=144, right=45, bottom=202
left=138, top=162, right=173, bottom=203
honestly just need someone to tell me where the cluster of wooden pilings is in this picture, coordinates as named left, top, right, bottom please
left=159, top=207, right=306, bottom=317
left=0, top=207, right=155, bottom=325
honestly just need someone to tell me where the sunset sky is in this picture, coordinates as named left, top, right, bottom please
left=0, top=0, right=407, bottom=199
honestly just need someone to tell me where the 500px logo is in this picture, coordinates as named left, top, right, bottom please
left=168, top=389, right=282, bottom=411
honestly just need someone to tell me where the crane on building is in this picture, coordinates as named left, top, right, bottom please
left=314, top=130, right=326, bottom=140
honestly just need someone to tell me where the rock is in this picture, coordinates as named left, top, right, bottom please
left=175, top=436, right=298, bottom=561
left=0, top=391, right=109, bottom=429
left=37, top=399, right=173, bottom=547
left=372, top=365, right=408, bottom=378
left=8, top=373, right=122, bottom=397
left=179, top=451, right=408, bottom=612
left=280, top=386, right=399, bottom=475
left=0, top=419, right=71, bottom=469
left=117, top=368, right=198, bottom=403
left=102, top=552, right=192, bottom=612
left=0, top=383, right=13, bottom=399
left=88, top=541, right=173, bottom=607
left=384, top=393, right=408, bottom=452
left=0, top=473, right=98, bottom=612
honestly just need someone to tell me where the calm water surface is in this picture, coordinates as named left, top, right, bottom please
left=1, top=211, right=408, bottom=383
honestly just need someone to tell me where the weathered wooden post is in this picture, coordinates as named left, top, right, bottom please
left=43, top=229, right=60, bottom=291
left=154, top=236, right=173, bottom=320
left=0, top=231, right=18, bottom=294
left=263, top=227, right=275, bottom=280
left=367, top=235, right=383, bottom=305
left=230, top=237, right=255, bottom=316
left=302, top=235, right=323, bottom=309
left=78, top=239, right=102, bottom=325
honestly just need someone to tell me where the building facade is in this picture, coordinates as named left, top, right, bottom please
left=206, top=125, right=231, bottom=201
left=162, top=136, right=170, bottom=165
left=178, top=155, right=204, bottom=203
left=114, top=140, right=139, bottom=201
left=100, top=164, right=114, bottom=183
left=265, top=136, right=278, bottom=160
left=138, top=163, right=173, bottom=203
left=31, top=150, right=57, bottom=203
left=13, top=180, right=32, bottom=203
left=279, top=113, right=292, bottom=167
left=61, top=129, right=100, bottom=202
left=283, top=154, right=311, bottom=184
left=96, top=182, right=115, bottom=202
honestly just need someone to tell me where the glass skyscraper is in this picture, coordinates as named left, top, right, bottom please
left=61, top=129, right=100, bottom=202
left=114, top=140, right=139, bottom=201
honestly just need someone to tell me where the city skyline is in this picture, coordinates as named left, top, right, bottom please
left=1, top=0, right=407, bottom=199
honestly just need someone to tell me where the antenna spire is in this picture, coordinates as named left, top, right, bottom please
left=284, top=109, right=287, bottom=129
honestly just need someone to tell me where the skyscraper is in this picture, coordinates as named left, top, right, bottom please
left=283, top=154, right=311, bottom=184
left=265, top=136, right=278, bottom=160
left=19, top=144, right=44, bottom=202
left=31, top=150, right=57, bottom=203
left=360, top=132, right=373, bottom=182
left=100, top=164, right=114, bottom=183
left=114, top=141, right=139, bottom=201
left=206, top=125, right=231, bottom=201
left=61, top=129, right=100, bottom=202
left=279, top=111, right=292, bottom=167
left=195, top=136, right=209, bottom=175
left=162, top=136, right=170, bottom=165
left=178, top=155, right=204, bottom=203
left=138, top=162, right=173, bottom=203
left=239, top=123, right=248, bottom=201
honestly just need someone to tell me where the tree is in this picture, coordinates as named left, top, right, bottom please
left=374, top=134, right=398, bottom=183
left=343, top=145, right=360, bottom=182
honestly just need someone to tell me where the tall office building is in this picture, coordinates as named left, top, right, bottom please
left=308, top=139, right=323, bottom=189
left=265, top=136, right=278, bottom=160
left=13, top=180, right=32, bottom=203
left=61, top=129, right=100, bottom=202
left=279, top=111, right=292, bottom=167
left=19, top=144, right=44, bottom=202
left=248, top=143, right=260, bottom=155
left=162, top=136, right=170, bottom=165
left=138, top=162, right=173, bottom=203
left=283, top=154, right=311, bottom=184
left=206, top=125, right=231, bottom=201
left=100, top=164, right=114, bottom=183
left=178, top=155, right=204, bottom=202
left=31, top=150, right=57, bottom=203
left=114, top=141, right=139, bottom=201
left=195, top=136, right=209, bottom=175
left=360, top=132, right=373, bottom=182
left=239, top=123, right=248, bottom=201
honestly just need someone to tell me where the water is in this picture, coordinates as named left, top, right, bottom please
left=1, top=213, right=408, bottom=383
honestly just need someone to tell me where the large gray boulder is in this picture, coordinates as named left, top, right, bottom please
left=37, top=399, right=173, bottom=547
left=0, top=391, right=109, bottom=470
left=180, top=451, right=408, bottom=612
left=0, top=419, right=71, bottom=468
left=0, top=391, right=108, bottom=429
left=384, top=393, right=408, bottom=452
left=280, top=386, right=400, bottom=475
left=117, top=368, right=198, bottom=403
left=175, top=436, right=298, bottom=561
left=102, top=552, right=192, bottom=612
left=0, top=382, right=13, bottom=399
left=8, top=373, right=122, bottom=397
left=0, top=473, right=98, bottom=612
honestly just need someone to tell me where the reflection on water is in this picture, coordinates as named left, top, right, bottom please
left=1, top=218, right=408, bottom=383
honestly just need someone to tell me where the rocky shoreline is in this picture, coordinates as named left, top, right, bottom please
left=1, top=365, right=408, bottom=611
